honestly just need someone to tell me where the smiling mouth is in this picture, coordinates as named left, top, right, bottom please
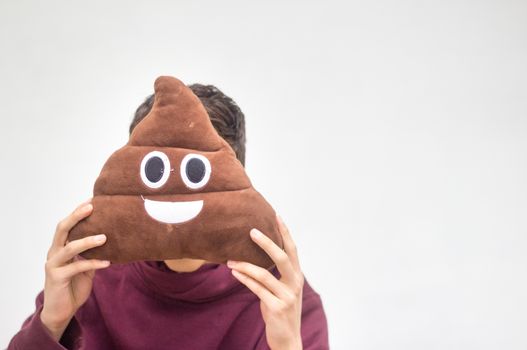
left=142, top=197, right=204, bottom=224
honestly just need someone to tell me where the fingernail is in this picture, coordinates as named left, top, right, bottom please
left=80, top=198, right=92, bottom=206
left=101, top=260, right=111, bottom=266
left=94, top=234, right=106, bottom=242
left=277, top=214, right=284, bottom=225
left=227, top=260, right=237, bottom=268
left=84, top=204, right=93, bottom=212
left=250, top=229, right=261, bottom=238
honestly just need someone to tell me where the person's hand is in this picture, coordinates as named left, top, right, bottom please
left=227, top=215, right=304, bottom=350
left=40, top=199, right=111, bottom=341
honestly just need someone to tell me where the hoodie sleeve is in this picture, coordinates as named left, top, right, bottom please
left=7, top=290, right=82, bottom=350
left=255, top=285, right=330, bottom=350
left=298, top=292, right=330, bottom=350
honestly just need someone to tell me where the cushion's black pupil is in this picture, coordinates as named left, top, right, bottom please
left=145, top=156, right=164, bottom=183
left=186, top=158, right=206, bottom=183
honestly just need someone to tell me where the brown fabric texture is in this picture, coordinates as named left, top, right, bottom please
left=69, top=76, right=282, bottom=268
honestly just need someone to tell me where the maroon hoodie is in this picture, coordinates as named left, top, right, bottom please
left=8, top=260, right=329, bottom=349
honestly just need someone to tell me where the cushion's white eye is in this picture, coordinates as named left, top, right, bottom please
left=140, top=151, right=171, bottom=189
left=180, top=153, right=211, bottom=189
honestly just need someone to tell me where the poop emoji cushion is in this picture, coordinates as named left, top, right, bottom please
left=69, top=76, right=282, bottom=268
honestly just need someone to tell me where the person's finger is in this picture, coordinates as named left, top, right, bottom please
left=227, top=260, right=288, bottom=299
left=250, top=228, right=295, bottom=282
left=51, top=199, right=93, bottom=252
left=231, top=269, right=280, bottom=307
left=48, top=234, right=106, bottom=267
left=56, top=259, right=111, bottom=280
left=276, top=214, right=301, bottom=271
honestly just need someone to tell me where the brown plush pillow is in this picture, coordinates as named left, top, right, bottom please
left=69, top=76, right=282, bottom=268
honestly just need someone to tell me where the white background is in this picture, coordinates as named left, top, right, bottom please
left=1, top=1, right=526, bottom=349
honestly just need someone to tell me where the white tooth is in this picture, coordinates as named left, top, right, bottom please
left=143, top=199, right=204, bottom=224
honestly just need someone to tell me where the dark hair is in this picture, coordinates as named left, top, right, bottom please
left=129, top=84, right=246, bottom=166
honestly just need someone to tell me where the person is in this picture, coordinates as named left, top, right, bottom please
left=8, top=83, right=329, bottom=349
